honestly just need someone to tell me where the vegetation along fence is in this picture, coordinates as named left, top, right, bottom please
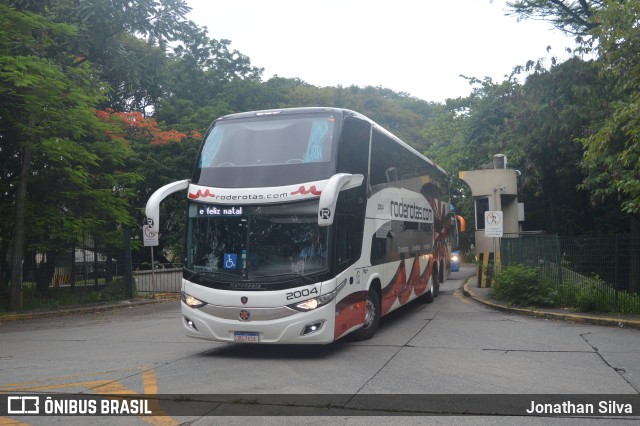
left=502, top=235, right=640, bottom=314
left=0, top=226, right=134, bottom=313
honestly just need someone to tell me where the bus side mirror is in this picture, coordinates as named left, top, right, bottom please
left=318, top=173, right=364, bottom=226
left=145, top=179, right=190, bottom=236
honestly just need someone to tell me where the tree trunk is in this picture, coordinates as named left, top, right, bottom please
left=10, top=140, right=32, bottom=311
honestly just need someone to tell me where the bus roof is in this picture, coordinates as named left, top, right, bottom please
left=216, top=107, right=363, bottom=122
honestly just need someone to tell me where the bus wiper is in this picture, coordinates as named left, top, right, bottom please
left=184, top=269, right=209, bottom=282
left=283, top=272, right=316, bottom=284
left=257, top=270, right=325, bottom=284
left=185, top=268, right=237, bottom=282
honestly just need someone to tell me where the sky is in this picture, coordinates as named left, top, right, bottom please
left=185, top=0, right=577, bottom=103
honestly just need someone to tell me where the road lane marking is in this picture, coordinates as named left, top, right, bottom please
left=0, top=368, right=178, bottom=426
left=0, top=418, right=30, bottom=425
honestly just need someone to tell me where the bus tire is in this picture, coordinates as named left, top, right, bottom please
left=423, top=267, right=439, bottom=304
left=351, top=288, right=380, bottom=341
left=433, top=265, right=441, bottom=297
left=424, top=286, right=435, bottom=303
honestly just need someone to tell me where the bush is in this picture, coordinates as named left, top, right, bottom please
left=491, top=264, right=557, bottom=307
left=575, top=284, right=609, bottom=312
left=618, top=291, right=640, bottom=315
left=573, top=277, right=615, bottom=313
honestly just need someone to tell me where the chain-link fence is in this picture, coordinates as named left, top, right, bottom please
left=0, top=226, right=134, bottom=313
left=502, top=234, right=640, bottom=314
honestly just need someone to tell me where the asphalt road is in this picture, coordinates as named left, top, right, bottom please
left=1, top=265, right=639, bottom=425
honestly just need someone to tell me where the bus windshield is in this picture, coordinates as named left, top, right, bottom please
left=186, top=200, right=329, bottom=282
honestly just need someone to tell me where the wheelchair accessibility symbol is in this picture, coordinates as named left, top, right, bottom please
left=224, top=253, right=237, bottom=269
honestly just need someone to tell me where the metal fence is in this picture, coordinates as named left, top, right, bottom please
left=0, top=226, right=134, bottom=313
left=133, top=264, right=182, bottom=294
left=502, top=234, right=640, bottom=314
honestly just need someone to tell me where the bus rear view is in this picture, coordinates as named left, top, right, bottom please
left=146, top=108, right=452, bottom=344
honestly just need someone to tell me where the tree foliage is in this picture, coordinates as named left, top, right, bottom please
left=0, top=4, right=140, bottom=308
left=579, top=0, right=640, bottom=218
left=95, top=109, right=201, bottom=264
left=503, top=0, right=640, bottom=230
left=506, top=0, right=603, bottom=35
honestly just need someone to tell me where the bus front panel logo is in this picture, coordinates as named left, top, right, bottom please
left=320, top=208, right=331, bottom=220
left=239, top=310, right=251, bottom=321
left=241, top=296, right=248, bottom=305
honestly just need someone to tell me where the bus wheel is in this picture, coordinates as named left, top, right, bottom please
left=351, top=288, right=380, bottom=341
left=423, top=269, right=438, bottom=304
left=433, top=266, right=441, bottom=297
left=424, top=286, right=435, bottom=303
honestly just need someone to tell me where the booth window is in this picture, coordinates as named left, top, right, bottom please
left=475, top=197, right=490, bottom=230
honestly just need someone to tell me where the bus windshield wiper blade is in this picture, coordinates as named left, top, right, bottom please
left=185, top=268, right=238, bottom=281
left=255, top=270, right=327, bottom=284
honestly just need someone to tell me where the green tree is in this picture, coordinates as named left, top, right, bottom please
left=0, top=5, right=138, bottom=309
left=95, top=109, right=200, bottom=264
left=72, top=0, right=192, bottom=112
left=433, top=57, right=618, bottom=235
left=507, top=0, right=640, bottom=227
left=154, top=21, right=265, bottom=131
left=4, top=0, right=192, bottom=112
left=506, top=0, right=603, bottom=35
left=505, top=58, right=615, bottom=234
left=580, top=0, right=640, bottom=220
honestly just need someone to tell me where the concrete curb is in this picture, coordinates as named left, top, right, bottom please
left=462, top=279, right=640, bottom=331
left=0, top=295, right=179, bottom=322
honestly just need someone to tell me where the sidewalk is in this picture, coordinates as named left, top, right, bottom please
left=0, top=294, right=179, bottom=322
left=463, top=277, right=640, bottom=330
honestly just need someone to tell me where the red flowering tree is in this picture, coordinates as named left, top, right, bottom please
left=96, top=109, right=191, bottom=145
left=95, top=109, right=202, bottom=265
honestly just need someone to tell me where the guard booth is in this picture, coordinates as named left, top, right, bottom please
left=459, top=154, right=524, bottom=287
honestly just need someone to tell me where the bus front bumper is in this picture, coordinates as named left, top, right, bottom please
left=181, top=301, right=337, bottom=344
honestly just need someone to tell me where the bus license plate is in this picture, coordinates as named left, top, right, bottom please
left=234, top=332, right=259, bottom=343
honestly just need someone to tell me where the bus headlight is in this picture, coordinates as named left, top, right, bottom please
left=288, top=279, right=346, bottom=312
left=181, top=291, right=206, bottom=308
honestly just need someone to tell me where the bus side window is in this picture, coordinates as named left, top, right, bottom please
left=335, top=214, right=364, bottom=272
left=371, top=129, right=403, bottom=189
left=337, top=117, right=370, bottom=177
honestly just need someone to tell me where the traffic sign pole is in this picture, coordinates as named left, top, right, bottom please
left=150, top=246, right=156, bottom=297
left=485, top=211, right=504, bottom=283
left=143, top=218, right=158, bottom=296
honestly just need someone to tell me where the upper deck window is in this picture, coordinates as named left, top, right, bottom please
left=199, top=116, right=335, bottom=168
left=194, top=113, right=339, bottom=188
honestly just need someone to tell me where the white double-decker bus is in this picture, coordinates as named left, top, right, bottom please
left=146, top=108, right=455, bottom=344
